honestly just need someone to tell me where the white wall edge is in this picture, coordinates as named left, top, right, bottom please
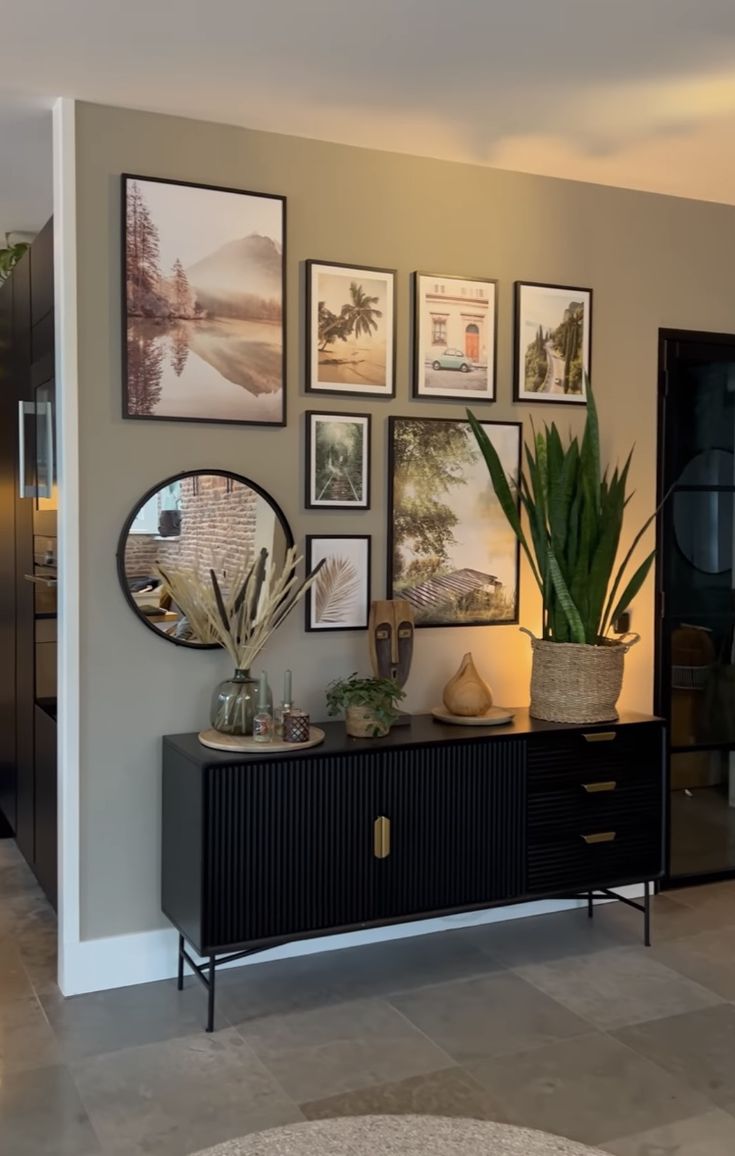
left=52, top=97, right=81, bottom=997
left=62, top=887, right=645, bottom=996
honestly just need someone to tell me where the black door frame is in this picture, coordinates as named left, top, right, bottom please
left=657, top=327, right=735, bottom=889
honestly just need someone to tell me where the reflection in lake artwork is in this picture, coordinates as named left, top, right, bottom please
left=122, top=175, right=286, bottom=426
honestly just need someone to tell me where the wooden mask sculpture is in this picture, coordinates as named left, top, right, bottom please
left=368, top=599, right=415, bottom=687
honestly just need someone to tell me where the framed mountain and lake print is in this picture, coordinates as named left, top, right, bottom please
left=122, top=174, right=286, bottom=425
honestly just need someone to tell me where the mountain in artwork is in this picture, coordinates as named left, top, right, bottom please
left=187, top=234, right=282, bottom=322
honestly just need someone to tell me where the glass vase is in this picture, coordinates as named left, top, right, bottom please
left=210, top=669, right=272, bottom=736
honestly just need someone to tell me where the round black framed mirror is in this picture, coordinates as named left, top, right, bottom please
left=116, top=469, right=294, bottom=648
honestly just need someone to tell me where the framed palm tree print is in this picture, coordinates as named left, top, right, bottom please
left=305, top=535, right=371, bottom=631
left=306, top=260, right=396, bottom=397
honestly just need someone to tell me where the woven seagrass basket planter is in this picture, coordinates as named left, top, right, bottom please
left=528, top=634, right=637, bottom=724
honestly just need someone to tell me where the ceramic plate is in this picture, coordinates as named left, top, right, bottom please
left=431, top=706, right=515, bottom=727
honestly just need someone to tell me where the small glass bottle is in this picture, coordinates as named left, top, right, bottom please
left=275, top=669, right=293, bottom=739
left=252, top=670, right=274, bottom=743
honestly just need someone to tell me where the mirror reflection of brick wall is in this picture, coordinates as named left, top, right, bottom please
left=124, top=476, right=259, bottom=579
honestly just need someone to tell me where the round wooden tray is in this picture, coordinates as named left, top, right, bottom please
left=431, top=706, right=515, bottom=727
left=198, top=726, right=325, bottom=753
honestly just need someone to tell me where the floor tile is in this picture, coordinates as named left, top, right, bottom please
left=462, top=907, right=627, bottom=965
left=321, top=931, right=500, bottom=1000
left=0, top=994, right=62, bottom=1073
left=650, top=924, right=735, bottom=1000
left=41, top=975, right=230, bottom=1060
left=615, top=1004, right=735, bottom=1106
left=667, top=880, right=735, bottom=917
left=217, top=953, right=349, bottom=1028
left=466, top=1032, right=710, bottom=1147
left=0, top=1063, right=102, bottom=1155
left=604, top=1109, right=735, bottom=1155
left=301, top=1066, right=505, bottom=1122
left=595, top=893, right=735, bottom=943
left=516, top=945, right=721, bottom=1031
left=0, top=941, right=35, bottom=1002
left=241, top=996, right=453, bottom=1103
left=73, top=1028, right=300, bottom=1156
left=390, top=971, right=588, bottom=1064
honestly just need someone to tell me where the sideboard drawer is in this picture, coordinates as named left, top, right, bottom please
left=528, top=723, right=662, bottom=792
left=527, top=824, right=663, bottom=893
left=528, top=775, right=660, bottom=837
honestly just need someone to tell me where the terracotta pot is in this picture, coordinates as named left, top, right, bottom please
left=442, top=652, right=493, bottom=717
left=345, top=705, right=389, bottom=738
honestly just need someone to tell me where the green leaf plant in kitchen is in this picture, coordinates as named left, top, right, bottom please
left=0, top=240, right=29, bottom=284
left=326, top=673, right=405, bottom=738
left=466, top=378, right=660, bottom=724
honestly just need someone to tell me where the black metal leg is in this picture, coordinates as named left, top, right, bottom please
left=644, top=880, right=651, bottom=947
left=206, top=956, right=216, bottom=1032
left=177, top=934, right=185, bottom=991
left=587, top=891, right=594, bottom=919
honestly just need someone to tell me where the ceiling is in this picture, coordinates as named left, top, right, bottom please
left=4, top=0, right=735, bottom=239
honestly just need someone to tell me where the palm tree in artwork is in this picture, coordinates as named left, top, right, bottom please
left=347, top=281, right=382, bottom=340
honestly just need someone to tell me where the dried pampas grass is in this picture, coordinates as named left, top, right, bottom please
left=156, top=545, right=324, bottom=670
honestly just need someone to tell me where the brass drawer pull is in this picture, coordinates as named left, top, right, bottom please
left=373, top=816, right=391, bottom=859
left=582, top=731, right=617, bottom=743
left=581, top=831, right=617, bottom=845
left=582, top=780, right=617, bottom=794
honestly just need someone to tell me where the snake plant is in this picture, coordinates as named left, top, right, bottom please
left=466, top=385, right=656, bottom=645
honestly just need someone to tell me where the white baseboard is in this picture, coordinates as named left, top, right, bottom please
left=59, top=885, right=645, bottom=996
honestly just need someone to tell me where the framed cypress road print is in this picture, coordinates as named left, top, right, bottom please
left=514, top=281, right=592, bottom=404
left=122, top=174, right=286, bottom=425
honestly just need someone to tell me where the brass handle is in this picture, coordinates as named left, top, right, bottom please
left=582, top=731, right=617, bottom=743
left=582, top=781, right=617, bottom=794
left=373, top=816, right=391, bottom=859
left=581, top=831, right=617, bottom=845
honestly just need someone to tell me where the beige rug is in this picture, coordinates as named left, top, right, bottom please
left=191, top=1116, right=607, bottom=1156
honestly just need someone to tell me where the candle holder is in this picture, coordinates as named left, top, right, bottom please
left=284, top=709, right=310, bottom=744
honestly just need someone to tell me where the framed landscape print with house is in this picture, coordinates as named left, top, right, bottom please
left=413, top=273, right=497, bottom=401
left=305, top=411, right=371, bottom=510
left=122, top=174, right=285, bottom=425
left=388, top=416, right=521, bottom=628
left=514, top=281, right=592, bottom=404
left=306, top=260, right=396, bottom=397
left=305, top=535, right=371, bottom=631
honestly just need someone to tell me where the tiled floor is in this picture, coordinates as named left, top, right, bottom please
left=4, top=838, right=735, bottom=1155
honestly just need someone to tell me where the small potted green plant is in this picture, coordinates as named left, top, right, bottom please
left=326, top=673, right=405, bottom=738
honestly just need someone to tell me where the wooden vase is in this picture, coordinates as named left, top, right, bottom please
left=442, top=653, right=493, bottom=717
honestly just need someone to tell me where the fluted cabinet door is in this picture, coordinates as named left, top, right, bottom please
left=203, top=751, right=382, bottom=951
left=376, top=738, right=526, bottom=920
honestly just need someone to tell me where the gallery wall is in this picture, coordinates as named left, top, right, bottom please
left=72, top=99, right=735, bottom=954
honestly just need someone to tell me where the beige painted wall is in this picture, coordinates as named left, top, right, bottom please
left=74, top=99, right=735, bottom=940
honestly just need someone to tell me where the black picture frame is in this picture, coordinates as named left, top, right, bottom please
left=412, top=271, right=498, bottom=402
left=305, top=534, right=372, bottom=632
left=305, top=259, right=397, bottom=398
left=115, top=468, right=294, bottom=649
left=513, top=280, right=592, bottom=405
left=304, top=410, right=372, bottom=511
left=121, top=173, right=287, bottom=427
left=387, top=416, right=522, bottom=629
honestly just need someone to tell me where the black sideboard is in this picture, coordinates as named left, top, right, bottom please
left=162, top=710, right=665, bottom=1030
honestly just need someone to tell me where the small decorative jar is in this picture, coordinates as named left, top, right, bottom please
left=284, top=709, right=310, bottom=744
